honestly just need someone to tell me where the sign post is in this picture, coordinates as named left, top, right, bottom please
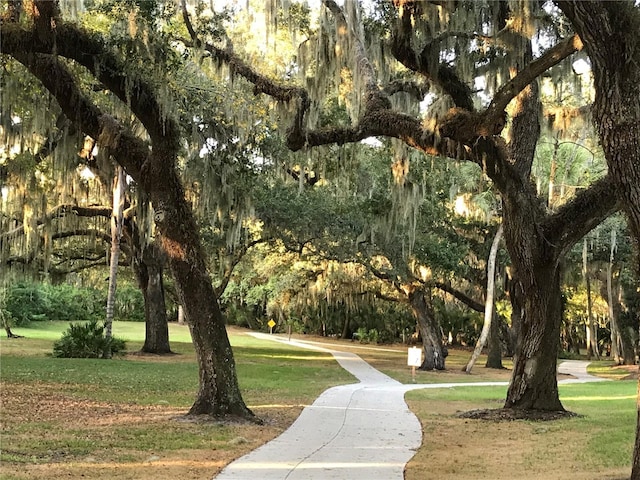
left=267, top=319, right=276, bottom=334
left=407, top=347, right=422, bottom=382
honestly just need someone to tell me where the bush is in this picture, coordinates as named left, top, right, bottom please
left=4, top=282, right=103, bottom=325
left=114, top=284, right=145, bottom=322
left=356, top=327, right=379, bottom=344
left=5, top=283, right=50, bottom=325
left=52, top=320, right=126, bottom=358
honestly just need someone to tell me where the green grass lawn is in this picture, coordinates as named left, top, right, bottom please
left=1, top=321, right=636, bottom=480
left=0, top=321, right=355, bottom=480
left=405, top=379, right=636, bottom=479
left=1, top=322, right=353, bottom=407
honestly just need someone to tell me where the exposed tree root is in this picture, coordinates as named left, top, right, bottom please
left=459, top=408, right=579, bottom=422
left=176, top=412, right=264, bottom=426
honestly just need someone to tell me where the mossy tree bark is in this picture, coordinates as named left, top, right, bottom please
left=0, top=4, right=254, bottom=419
left=553, top=1, right=640, bottom=473
left=133, top=242, right=171, bottom=355
left=408, top=287, right=446, bottom=371
left=203, top=1, right=618, bottom=412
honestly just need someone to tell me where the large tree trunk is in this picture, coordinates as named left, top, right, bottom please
left=0, top=18, right=254, bottom=419
left=408, top=287, right=446, bottom=370
left=501, top=41, right=564, bottom=411
left=506, top=274, right=524, bottom=358
left=134, top=242, right=172, bottom=354
left=144, top=155, right=255, bottom=418
left=553, top=2, right=640, bottom=474
left=504, top=257, right=564, bottom=411
left=500, top=69, right=564, bottom=410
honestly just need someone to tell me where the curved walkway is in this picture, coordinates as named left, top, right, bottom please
left=214, top=335, right=604, bottom=480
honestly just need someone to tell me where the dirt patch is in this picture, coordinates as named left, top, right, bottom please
left=0, top=382, right=300, bottom=480
left=615, top=364, right=639, bottom=380
left=459, top=407, right=579, bottom=422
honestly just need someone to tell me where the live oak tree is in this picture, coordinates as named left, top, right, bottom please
left=253, top=142, right=504, bottom=370
left=4, top=0, right=639, bottom=456
left=0, top=98, right=172, bottom=354
left=196, top=0, right=618, bottom=413
left=1, top=2, right=254, bottom=418
left=550, top=4, right=640, bottom=475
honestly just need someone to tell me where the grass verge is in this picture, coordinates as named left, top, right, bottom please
left=1, top=324, right=635, bottom=480
left=0, top=321, right=354, bottom=480
left=405, top=380, right=635, bottom=480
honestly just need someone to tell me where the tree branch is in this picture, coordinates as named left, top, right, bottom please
left=434, top=281, right=484, bottom=313
left=2, top=49, right=149, bottom=184
left=322, top=0, right=385, bottom=106
left=0, top=23, right=180, bottom=157
left=177, top=0, right=512, bottom=175
left=543, top=175, right=620, bottom=256
left=484, top=34, right=583, bottom=121
left=390, top=2, right=475, bottom=110
left=0, top=204, right=111, bottom=241
left=51, top=228, right=111, bottom=244
left=383, top=79, right=430, bottom=100
left=215, top=238, right=268, bottom=297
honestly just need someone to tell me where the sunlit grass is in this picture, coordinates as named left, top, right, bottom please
left=0, top=322, right=356, bottom=406
left=587, top=360, right=638, bottom=380
left=405, top=379, right=636, bottom=479
left=2, top=323, right=637, bottom=479
left=0, top=321, right=354, bottom=478
left=278, top=334, right=514, bottom=384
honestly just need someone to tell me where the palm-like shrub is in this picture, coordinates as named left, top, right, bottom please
left=52, top=320, right=126, bottom=358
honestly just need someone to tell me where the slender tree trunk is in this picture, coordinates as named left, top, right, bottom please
left=104, top=165, right=125, bottom=359
left=341, top=312, right=350, bottom=340
left=408, top=287, right=446, bottom=370
left=548, top=137, right=559, bottom=208
left=465, top=224, right=503, bottom=373
left=177, top=304, right=185, bottom=325
left=486, top=311, right=504, bottom=369
left=607, top=228, right=622, bottom=363
left=618, top=279, right=636, bottom=365
left=583, top=238, right=599, bottom=359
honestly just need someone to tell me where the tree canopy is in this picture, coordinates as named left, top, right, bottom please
left=2, top=1, right=640, bottom=472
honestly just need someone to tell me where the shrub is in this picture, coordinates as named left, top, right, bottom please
left=356, top=327, right=380, bottom=344
left=5, top=283, right=50, bottom=325
left=114, top=284, right=145, bottom=322
left=4, top=282, right=103, bottom=325
left=52, top=320, right=126, bottom=358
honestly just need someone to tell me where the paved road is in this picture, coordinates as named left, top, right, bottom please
left=213, top=335, right=603, bottom=480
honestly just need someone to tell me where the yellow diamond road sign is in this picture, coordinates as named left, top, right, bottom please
left=267, top=320, right=276, bottom=328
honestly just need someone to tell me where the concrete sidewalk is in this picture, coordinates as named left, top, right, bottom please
left=213, top=334, right=602, bottom=480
